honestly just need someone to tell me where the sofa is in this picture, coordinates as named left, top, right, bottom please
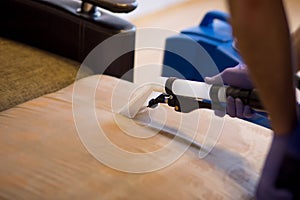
left=0, top=0, right=136, bottom=111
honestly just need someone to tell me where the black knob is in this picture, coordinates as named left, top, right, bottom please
left=81, top=0, right=137, bottom=13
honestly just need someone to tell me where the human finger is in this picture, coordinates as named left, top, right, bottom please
left=235, top=98, right=244, bottom=118
left=226, top=96, right=236, bottom=117
left=243, top=105, right=255, bottom=118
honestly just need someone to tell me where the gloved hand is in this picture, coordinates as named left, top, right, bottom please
left=205, top=64, right=255, bottom=118
left=256, top=120, right=300, bottom=199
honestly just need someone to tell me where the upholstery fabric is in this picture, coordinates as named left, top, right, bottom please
left=0, top=37, right=80, bottom=111
left=0, top=75, right=272, bottom=199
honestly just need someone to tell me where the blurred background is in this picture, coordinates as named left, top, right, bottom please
left=114, top=0, right=300, bottom=84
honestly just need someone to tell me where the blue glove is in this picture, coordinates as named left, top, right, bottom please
left=256, top=120, right=300, bottom=199
left=205, top=64, right=255, bottom=118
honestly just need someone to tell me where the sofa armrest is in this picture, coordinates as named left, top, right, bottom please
left=0, top=0, right=136, bottom=81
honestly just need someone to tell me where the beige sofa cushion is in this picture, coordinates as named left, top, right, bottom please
left=0, top=75, right=272, bottom=199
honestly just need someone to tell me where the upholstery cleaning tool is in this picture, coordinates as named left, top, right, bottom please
left=119, top=77, right=263, bottom=119
left=119, top=76, right=300, bottom=129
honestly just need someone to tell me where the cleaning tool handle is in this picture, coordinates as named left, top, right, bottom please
left=226, top=87, right=264, bottom=110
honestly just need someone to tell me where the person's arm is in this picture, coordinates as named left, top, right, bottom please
left=292, top=26, right=300, bottom=71
left=227, top=1, right=300, bottom=198
left=227, top=0, right=297, bottom=135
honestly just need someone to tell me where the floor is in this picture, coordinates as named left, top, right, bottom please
left=115, top=0, right=300, bottom=84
